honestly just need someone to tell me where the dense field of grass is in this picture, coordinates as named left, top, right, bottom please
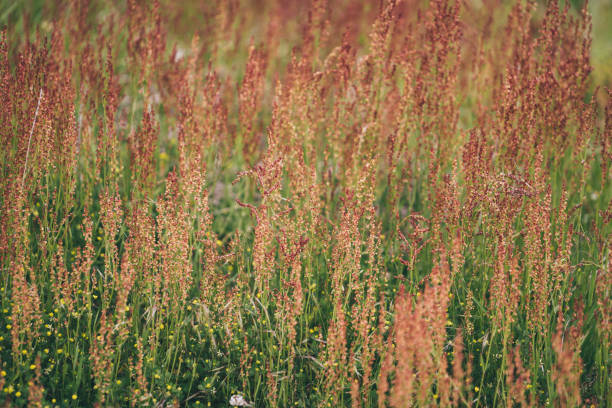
left=0, top=0, right=610, bottom=407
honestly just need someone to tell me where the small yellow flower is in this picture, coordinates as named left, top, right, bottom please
left=474, top=386, right=479, bottom=392
left=30, top=364, right=36, bottom=370
left=72, top=394, right=77, bottom=400
left=15, top=391, right=21, bottom=397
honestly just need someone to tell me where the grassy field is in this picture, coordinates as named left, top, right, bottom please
left=0, top=0, right=610, bottom=407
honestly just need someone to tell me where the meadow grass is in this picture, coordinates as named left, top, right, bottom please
left=0, top=0, right=610, bottom=407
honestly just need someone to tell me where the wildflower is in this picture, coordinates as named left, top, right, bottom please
left=229, top=395, right=253, bottom=407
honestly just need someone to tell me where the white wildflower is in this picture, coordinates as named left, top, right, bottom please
left=229, top=394, right=253, bottom=407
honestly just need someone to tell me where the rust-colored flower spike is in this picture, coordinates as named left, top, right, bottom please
left=505, top=346, right=530, bottom=408
left=389, top=285, right=427, bottom=407
left=126, top=0, right=166, bottom=81
left=89, top=310, right=115, bottom=403
left=128, top=106, right=158, bottom=193
left=368, top=0, right=399, bottom=71
left=129, top=338, right=150, bottom=405
left=266, top=362, right=278, bottom=408
left=156, top=170, right=192, bottom=312
left=451, top=329, right=465, bottom=406
left=239, top=41, right=267, bottom=162
left=115, top=251, right=137, bottom=343
left=9, top=223, right=42, bottom=356
left=98, top=184, right=124, bottom=303
left=380, top=259, right=453, bottom=407
left=490, top=237, right=520, bottom=333
left=303, top=0, right=328, bottom=63
left=551, top=306, right=584, bottom=407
